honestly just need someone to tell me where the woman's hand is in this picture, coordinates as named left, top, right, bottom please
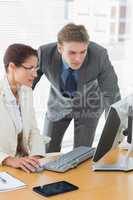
left=2, top=156, right=40, bottom=173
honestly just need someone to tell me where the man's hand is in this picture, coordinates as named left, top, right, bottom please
left=2, top=156, right=40, bottom=173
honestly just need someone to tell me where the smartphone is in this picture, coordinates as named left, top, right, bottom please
left=33, top=181, right=79, bottom=197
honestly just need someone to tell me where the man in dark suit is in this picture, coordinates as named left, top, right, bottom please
left=33, top=23, right=121, bottom=153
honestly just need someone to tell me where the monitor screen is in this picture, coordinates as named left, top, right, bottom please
left=93, top=107, right=121, bottom=162
left=93, top=95, right=133, bottom=163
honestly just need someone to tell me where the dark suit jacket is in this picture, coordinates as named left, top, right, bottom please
left=33, top=42, right=121, bottom=121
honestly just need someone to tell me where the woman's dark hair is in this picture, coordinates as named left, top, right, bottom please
left=3, top=43, right=38, bottom=72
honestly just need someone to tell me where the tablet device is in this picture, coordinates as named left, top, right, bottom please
left=33, top=181, right=79, bottom=197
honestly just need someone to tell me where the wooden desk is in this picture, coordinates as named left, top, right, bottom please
left=1, top=150, right=133, bottom=200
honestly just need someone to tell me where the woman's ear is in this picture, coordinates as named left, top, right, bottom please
left=8, top=62, right=16, bottom=72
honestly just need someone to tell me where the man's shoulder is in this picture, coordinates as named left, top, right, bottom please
left=89, top=41, right=106, bottom=54
left=39, top=42, right=57, bottom=51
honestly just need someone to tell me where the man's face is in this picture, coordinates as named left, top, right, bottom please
left=58, top=41, right=88, bottom=70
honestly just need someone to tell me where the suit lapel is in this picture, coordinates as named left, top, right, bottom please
left=1, top=77, right=21, bottom=133
left=77, top=54, right=90, bottom=91
left=19, top=86, right=30, bottom=141
left=77, top=46, right=96, bottom=92
left=48, top=48, right=62, bottom=90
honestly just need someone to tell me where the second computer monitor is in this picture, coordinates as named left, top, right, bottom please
left=93, top=107, right=121, bottom=162
left=93, top=94, right=133, bottom=163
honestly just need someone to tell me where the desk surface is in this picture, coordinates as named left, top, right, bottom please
left=1, top=149, right=133, bottom=200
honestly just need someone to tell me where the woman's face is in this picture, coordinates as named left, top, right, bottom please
left=13, top=55, right=38, bottom=87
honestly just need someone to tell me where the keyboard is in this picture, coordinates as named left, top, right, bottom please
left=36, top=146, right=95, bottom=173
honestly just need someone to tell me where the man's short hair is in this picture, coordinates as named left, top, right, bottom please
left=57, top=23, right=90, bottom=44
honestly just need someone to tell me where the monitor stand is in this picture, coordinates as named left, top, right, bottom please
left=92, top=154, right=133, bottom=172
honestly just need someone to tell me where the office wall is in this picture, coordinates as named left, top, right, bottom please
left=0, top=0, right=133, bottom=151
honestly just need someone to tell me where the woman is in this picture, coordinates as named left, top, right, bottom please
left=0, top=43, right=49, bottom=173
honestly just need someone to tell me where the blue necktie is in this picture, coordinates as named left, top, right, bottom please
left=64, top=68, right=77, bottom=97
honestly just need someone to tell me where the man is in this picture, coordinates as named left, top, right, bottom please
left=33, top=23, right=121, bottom=153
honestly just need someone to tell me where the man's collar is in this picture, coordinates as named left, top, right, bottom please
left=62, top=58, right=69, bottom=70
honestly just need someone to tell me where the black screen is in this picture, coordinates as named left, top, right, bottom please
left=93, top=107, right=120, bottom=162
left=33, top=181, right=78, bottom=197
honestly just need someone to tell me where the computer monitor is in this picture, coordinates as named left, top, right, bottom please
left=93, top=94, right=133, bottom=171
